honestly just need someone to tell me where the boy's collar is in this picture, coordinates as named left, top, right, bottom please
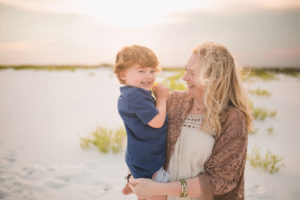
left=120, top=85, right=152, bottom=94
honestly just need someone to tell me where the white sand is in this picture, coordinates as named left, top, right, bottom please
left=0, top=69, right=299, bottom=200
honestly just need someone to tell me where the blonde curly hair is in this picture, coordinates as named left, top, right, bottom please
left=113, top=45, right=159, bottom=84
left=193, top=42, right=252, bottom=137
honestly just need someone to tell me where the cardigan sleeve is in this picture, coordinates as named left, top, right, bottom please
left=198, top=109, right=248, bottom=200
left=166, top=91, right=183, bottom=113
left=166, top=92, right=174, bottom=114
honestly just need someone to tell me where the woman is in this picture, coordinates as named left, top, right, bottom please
left=127, top=42, right=252, bottom=200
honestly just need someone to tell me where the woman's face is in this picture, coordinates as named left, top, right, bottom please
left=182, top=53, right=203, bottom=97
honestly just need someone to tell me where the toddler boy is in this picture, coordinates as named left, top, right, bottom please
left=113, top=45, right=169, bottom=186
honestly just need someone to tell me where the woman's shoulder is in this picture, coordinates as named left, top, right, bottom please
left=167, top=91, right=189, bottom=107
left=221, top=106, right=247, bottom=137
left=168, top=90, right=189, bottom=103
left=223, top=107, right=246, bottom=122
left=167, top=90, right=190, bottom=115
left=170, top=90, right=187, bottom=98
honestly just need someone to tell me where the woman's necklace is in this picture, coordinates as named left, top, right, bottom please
left=191, top=97, right=206, bottom=114
left=191, top=104, right=206, bottom=114
left=196, top=107, right=205, bottom=111
left=196, top=107, right=206, bottom=114
left=195, top=104, right=206, bottom=111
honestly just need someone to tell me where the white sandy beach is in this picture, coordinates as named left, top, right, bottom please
left=0, top=68, right=300, bottom=200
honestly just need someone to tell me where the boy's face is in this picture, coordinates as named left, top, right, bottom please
left=121, top=64, right=156, bottom=90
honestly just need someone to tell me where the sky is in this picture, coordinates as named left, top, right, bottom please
left=0, top=0, right=300, bottom=67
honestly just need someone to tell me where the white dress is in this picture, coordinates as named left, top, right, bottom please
left=167, top=114, right=215, bottom=200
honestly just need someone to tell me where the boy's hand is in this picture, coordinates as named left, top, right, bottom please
left=152, top=83, right=169, bottom=101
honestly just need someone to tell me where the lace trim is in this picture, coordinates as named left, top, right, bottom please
left=182, top=114, right=204, bottom=129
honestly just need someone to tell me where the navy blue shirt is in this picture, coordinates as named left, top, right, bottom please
left=118, top=86, right=167, bottom=178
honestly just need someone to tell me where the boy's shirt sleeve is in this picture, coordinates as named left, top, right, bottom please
left=128, top=90, right=158, bottom=125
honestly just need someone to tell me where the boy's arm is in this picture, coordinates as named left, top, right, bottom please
left=147, top=98, right=167, bottom=128
left=148, top=83, right=169, bottom=128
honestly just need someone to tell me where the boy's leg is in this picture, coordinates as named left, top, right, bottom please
left=148, top=168, right=168, bottom=200
left=122, top=183, right=132, bottom=195
left=122, top=170, right=133, bottom=195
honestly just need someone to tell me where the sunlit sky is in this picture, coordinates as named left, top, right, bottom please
left=0, top=0, right=300, bottom=67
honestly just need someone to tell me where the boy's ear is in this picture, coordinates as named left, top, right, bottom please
left=119, top=72, right=126, bottom=81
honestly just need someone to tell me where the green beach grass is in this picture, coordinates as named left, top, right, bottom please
left=80, top=126, right=126, bottom=154
left=2, top=65, right=299, bottom=78
left=247, top=145, right=284, bottom=174
left=248, top=88, right=272, bottom=97
left=0, top=64, right=111, bottom=71
left=162, top=71, right=187, bottom=91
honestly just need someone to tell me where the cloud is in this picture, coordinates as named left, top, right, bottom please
left=153, top=8, right=300, bottom=66
left=206, top=0, right=300, bottom=12
left=0, top=41, right=37, bottom=51
left=1, top=0, right=300, bottom=16
left=271, top=47, right=300, bottom=58
left=0, top=1, right=300, bottom=66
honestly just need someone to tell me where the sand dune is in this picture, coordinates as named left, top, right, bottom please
left=0, top=69, right=299, bottom=199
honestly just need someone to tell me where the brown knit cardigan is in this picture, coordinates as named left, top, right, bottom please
left=164, top=91, right=248, bottom=200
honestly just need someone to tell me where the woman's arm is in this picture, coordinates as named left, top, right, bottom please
left=129, top=176, right=202, bottom=199
left=198, top=109, right=248, bottom=200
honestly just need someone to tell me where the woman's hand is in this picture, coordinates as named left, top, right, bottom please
left=128, top=178, right=160, bottom=199
left=152, top=83, right=169, bottom=101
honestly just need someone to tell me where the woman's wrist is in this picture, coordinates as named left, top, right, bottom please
left=154, top=181, right=181, bottom=197
left=179, top=179, right=188, bottom=198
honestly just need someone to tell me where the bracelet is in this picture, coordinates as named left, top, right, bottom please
left=179, top=179, right=188, bottom=198
left=125, top=173, right=132, bottom=183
